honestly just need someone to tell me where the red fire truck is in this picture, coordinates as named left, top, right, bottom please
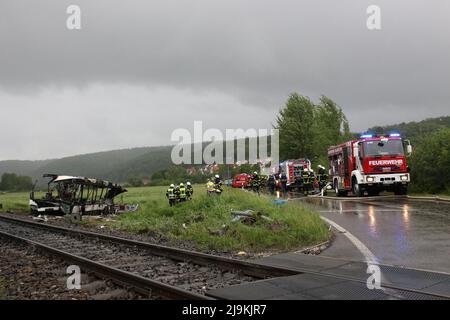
left=278, top=159, right=311, bottom=190
left=328, top=133, right=412, bottom=196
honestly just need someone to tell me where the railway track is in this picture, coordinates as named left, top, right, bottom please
left=0, top=213, right=299, bottom=300
left=1, top=213, right=447, bottom=300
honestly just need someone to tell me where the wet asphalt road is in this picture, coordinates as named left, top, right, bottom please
left=301, top=197, right=450, bottom=274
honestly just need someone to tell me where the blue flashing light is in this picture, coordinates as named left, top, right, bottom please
left=360, top=134, right=373, bottom=138
left=390, top=133, right=401, bottom=137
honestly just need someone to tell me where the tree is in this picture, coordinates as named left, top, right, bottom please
left=409, top=128, right=450, bottom=194
left=276, top=93, right=315, bottom=159
left=275, top=93, right=351, bottom=166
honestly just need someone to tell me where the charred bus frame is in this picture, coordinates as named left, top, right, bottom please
left=30, top=174, right=127, bottom=216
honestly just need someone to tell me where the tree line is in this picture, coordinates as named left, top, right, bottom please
left=0, top=173, right=33, bottom=192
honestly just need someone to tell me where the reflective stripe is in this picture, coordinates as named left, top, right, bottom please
left=167, top=188, right=176, bottom=199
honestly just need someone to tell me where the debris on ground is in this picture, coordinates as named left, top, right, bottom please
left=272, top=199, right=287, bottom=205
left=32, top=215, right=48, bottom=223
left=237, top=251, right=247, bottom=257
left=115, top=204, right=139, bottom=213
left=230, top=209, right=272, bottom=225
left=207, top=224, right=229, bottom=236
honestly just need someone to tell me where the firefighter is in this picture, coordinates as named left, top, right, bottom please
left=186, top=181, right=194, bottom=200
left=301, top=169, right=311, bottom=196
left=213, top=174, right=223, bottom=194
left=174, top=184, right=180, bottom=202
left=178, top=183, right=187, bottom=202
left=317, top=165, right=328, bottom=194
left=206, top=179, right=215, bottom=195
left=166, top=184, right=177, bottom=206
left=267, top=174, right=276, bottom=194
left=280, top=172, right=288, bottom=193
left=251, top=171, right=261, bottom=195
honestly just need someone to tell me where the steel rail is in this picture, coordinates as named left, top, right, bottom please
left=1, top=213, right=447, bottom=300
left=0, top=229, right=210, bottom=300
left=0, top=213, right=299, bottom=279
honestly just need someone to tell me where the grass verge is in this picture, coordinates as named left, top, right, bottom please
left=104, top=186, right=331, bottom=252
left=0, top=186, right=331, bottom=253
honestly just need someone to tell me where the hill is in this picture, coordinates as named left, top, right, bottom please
left=0, top=116, right=448, bottom=187
left=367, top=116, right=450, bottom=143
left=0, top=146, right=173, bottom=187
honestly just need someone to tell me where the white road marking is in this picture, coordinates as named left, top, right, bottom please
left=320, top=216, right=378, bottom=264
left=318, top=209, right=418, bottom=213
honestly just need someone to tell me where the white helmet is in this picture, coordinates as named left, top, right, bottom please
left=215, top=174, right=219, bottom=178
left=180, top=183, right=184, bottom=187
left=254, top=171, right=258, bottom=174
left=187, top=182, right=191, bottom=186
left=318, top=165, right=325, bottom=169
left=170, top=184, right=174, bottom=188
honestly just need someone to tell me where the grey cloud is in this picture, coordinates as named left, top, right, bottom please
left=0, top=0, right=449, bottom=159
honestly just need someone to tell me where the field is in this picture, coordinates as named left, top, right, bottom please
left=0, top=186, right=330, bottom=253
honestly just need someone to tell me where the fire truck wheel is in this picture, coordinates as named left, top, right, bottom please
left=352, top=179, right=363, bottom=197
left=334, top=180, right=348, bottom=197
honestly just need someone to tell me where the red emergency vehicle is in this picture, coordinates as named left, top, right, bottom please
left=278, top=159, right=311, bottom=190
left=231, top=173, right=251, bottom=188
left=328, top=133, right=412, bottom=196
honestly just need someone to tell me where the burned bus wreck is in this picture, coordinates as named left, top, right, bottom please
left=29, top=174, right=127, bottom=216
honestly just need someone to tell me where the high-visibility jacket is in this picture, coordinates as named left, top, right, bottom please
left=166, top=187, right=176, bottom=199
left=302, top=172, right=311, bottom=185
left=207, top=181, right=215, bottom=191
left=318, top=173, right=328, bottom=183
left=252, top=175, right=260, bottom=186
left=179, top=187, right=187, bottom=199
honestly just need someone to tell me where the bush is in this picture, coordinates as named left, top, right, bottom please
left=409, top=128, right=450, bottom=194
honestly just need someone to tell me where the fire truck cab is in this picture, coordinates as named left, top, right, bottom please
left=328, top=133, right=412, bottom=197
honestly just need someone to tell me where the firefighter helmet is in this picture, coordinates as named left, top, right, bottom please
left=180, top=183, right=184, bottom=187
left=170, top=184, right=174, bottom=188
left=187, top=182, right=191, bottom=186
left=215, top=174, right=220, bottom=179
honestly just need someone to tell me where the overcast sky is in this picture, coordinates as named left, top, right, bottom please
left=1, top=0, right=449, bottom=160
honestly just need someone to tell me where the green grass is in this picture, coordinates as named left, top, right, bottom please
left=0, top=186, right=330, bottom=253
left=0, top=191, right=42, bottom=213
left=107, top=186, right=330, bottom=252
left=409, top=192, right=450, bottom=200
